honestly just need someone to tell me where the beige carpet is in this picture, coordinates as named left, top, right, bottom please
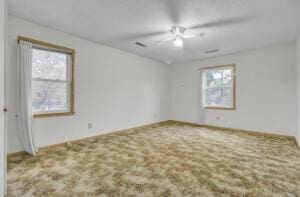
left=8, top=121, right=300, bottom=196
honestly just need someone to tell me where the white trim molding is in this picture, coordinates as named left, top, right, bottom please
left=0, top=0, right=6, bottom=196
left=297, top=35, right=300, bottom=149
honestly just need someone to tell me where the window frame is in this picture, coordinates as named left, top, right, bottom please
left=18, top=36, right=75, bottom=118
left=202, top=64, right=236, bottom=110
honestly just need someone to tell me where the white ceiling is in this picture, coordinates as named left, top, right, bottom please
left=8, top=0, right=300, bottom=64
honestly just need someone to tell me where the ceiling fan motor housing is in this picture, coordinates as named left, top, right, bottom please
left=171, top=26, right=186, bottom=36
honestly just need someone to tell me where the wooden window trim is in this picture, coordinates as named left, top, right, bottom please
left=202, top=64, right=236, bottom=110
left=18, top=36, right=75, bottom=118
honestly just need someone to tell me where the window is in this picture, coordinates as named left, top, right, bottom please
left=19, top=37, right=75, bottom=118
left=202, top=64, right=236, bottom=110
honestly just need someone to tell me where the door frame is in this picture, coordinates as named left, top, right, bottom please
left=0, top=0, right=6, bottom=196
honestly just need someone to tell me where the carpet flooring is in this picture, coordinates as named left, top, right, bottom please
left=7, top=121, right=300, bottom=196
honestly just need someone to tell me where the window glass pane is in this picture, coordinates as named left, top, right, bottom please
left=205, top=87, right=232, bottom=107
left=203, top=66, right=234, bottom=108
left=205, top=70, right=222, bottom=88
left=32, top=80, right=69, bottom=113
left=222, top=69, right=232, bottom=86
left=205, top=68, right=232, bottom=88
left=32, top=48, right=67, bottom=80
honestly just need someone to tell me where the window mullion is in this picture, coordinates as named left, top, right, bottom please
left=32, top=78, right=68, bottom=83
left=202, top=65, right=235, bottom=109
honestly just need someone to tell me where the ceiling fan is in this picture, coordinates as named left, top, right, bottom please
left=154, top=26, right=205, bottom=47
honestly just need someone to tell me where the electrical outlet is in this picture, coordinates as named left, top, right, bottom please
left=88, top=123, right=93, bottom=129
left=216, top=116, right=220, bottom=121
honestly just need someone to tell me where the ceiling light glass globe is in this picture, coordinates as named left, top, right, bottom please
left=174, top=37, right=183, bottom=47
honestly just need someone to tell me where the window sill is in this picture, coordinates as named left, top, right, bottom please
left=33, top=111, right=75, bottom=118
left=205, top=107, right=236, bottom=110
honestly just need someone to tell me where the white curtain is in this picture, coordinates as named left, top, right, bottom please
left=199, top=70, right=205, bottom=125
left=17, top=41, right=38, bottom=155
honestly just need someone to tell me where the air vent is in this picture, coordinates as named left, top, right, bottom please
left=135, top=42, right=147, bottom=47
left=205, top=49, right=219, bottom=54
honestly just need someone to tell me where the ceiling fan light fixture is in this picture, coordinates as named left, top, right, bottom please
left=154, top=26, right=203, bottom=47
left=174, top=37, right=183, bottom=47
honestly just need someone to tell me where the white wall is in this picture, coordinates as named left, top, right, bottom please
left=171, top=44, right=297, bottom=136
left=0, top=0, right=6, bottom=196
left=297, top=36, right=300, bottom=145
left=7, top=16, right=171, bottom=154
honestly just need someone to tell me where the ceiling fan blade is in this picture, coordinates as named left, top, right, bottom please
left=154, top=37, right=174, bottom=43
left=189, top=17, right=248, bottom=30
left=118, top=30, right=168, bottom=41
left=182, top=33, right=205, bottom=39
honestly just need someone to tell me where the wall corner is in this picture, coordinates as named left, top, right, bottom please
left=296, top=35, right=300, bottom=146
